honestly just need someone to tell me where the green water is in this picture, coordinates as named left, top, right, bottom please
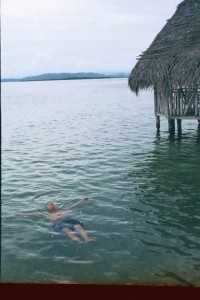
left=1, top=78, right=200, bottom=285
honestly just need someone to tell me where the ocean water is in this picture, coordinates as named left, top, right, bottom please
left=1, top=78, right=200, bottom=285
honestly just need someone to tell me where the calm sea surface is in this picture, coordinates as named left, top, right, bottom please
left=2, top=78, right=200, bottom=285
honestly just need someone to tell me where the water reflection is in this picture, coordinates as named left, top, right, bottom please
left=128, top=128, right=200, bottom=286
left=170, top=121, right=200, bottom=143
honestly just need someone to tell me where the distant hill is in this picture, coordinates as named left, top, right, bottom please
left=2, top=78, right=21, bottom=82
left=2, top=72, right=129, bottom=82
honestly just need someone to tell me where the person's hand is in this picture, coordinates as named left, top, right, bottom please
left=82, top=196, right=88, bottom=201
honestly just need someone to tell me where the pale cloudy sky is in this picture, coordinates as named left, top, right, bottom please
left=2, top=0, right=181, bottom=78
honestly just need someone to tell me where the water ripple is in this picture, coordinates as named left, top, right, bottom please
left=2, top=79, right=200, bottom=285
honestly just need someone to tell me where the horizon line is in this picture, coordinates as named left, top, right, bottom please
left=2, top=71, right=130, bottom=80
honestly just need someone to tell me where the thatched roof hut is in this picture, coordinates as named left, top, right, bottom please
left=128, top=0, right=200, bottom=131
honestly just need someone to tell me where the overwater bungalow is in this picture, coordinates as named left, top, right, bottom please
left=128, top=0, right=200, bottom=133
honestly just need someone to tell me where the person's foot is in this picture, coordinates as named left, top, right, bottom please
left=74, top=238, right=84, bottom=244
left=84, top=238, right=96, bottom=244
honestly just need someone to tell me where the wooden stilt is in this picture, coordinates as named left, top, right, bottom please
left=168, top=118, right=175, bottom=133
left=177, top=119, right=182, bottom=134
left=156, top=115, right=160, bottom=131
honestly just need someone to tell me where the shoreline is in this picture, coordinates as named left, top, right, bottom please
left=1, top=76, right=128, bottom=83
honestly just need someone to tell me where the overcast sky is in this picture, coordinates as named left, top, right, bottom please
left=2, top=0, right=181, bottom=78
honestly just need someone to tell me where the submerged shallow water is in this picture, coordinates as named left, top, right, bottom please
left=2, top=78, right=200, bottom=285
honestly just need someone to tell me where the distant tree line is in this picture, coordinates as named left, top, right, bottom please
left=2, top=72, right=129, bottom=82
left=21, top=72, right=112, bottom=81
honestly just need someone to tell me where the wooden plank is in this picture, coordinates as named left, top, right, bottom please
left=166, top=96, right=169, bottom=117
left=183, top=90, right=196, bottom=116
left=180, top=90, right=183, bottom=116
left=169, top=95, right=172, bottom=116
left=177, top=89, right=180, bottom=116
left=172, top=93, right=175, bottom=115
left=195, top=90, right=198, bottom=116
left=167, top=116, right=200, bottom=120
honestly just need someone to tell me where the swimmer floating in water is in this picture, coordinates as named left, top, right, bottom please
left=18, top=196, right=95, bottom=244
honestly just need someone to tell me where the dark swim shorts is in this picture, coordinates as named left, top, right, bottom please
left=52, top=217, right=84, bottom=231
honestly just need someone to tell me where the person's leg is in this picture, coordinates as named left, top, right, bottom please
left=74, top=224, right=95, bottom=243
left=62, top=227, right=83, bottom=244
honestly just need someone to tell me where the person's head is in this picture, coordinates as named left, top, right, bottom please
left=46, top=201, right=56, bottom=212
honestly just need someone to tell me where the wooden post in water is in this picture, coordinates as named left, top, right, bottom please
left=154, top=87, right=160, bottom=132
left=156, top=115, right=160, bottom=131
left=168, top=118, right=175, bottom=133
left=198, top=120, right=200, bottom=133
left=177, top=119, right=182, bottom=134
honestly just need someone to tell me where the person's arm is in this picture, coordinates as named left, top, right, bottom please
left=61, top=197, right=89, bottom=211
left=14, top=211, right=48, bottom=217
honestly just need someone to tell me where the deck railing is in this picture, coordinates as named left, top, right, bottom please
left=154, top=87, right=200, bottom=118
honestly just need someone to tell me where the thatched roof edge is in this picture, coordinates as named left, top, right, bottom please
left=128, top=0, right=200, bottom=95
